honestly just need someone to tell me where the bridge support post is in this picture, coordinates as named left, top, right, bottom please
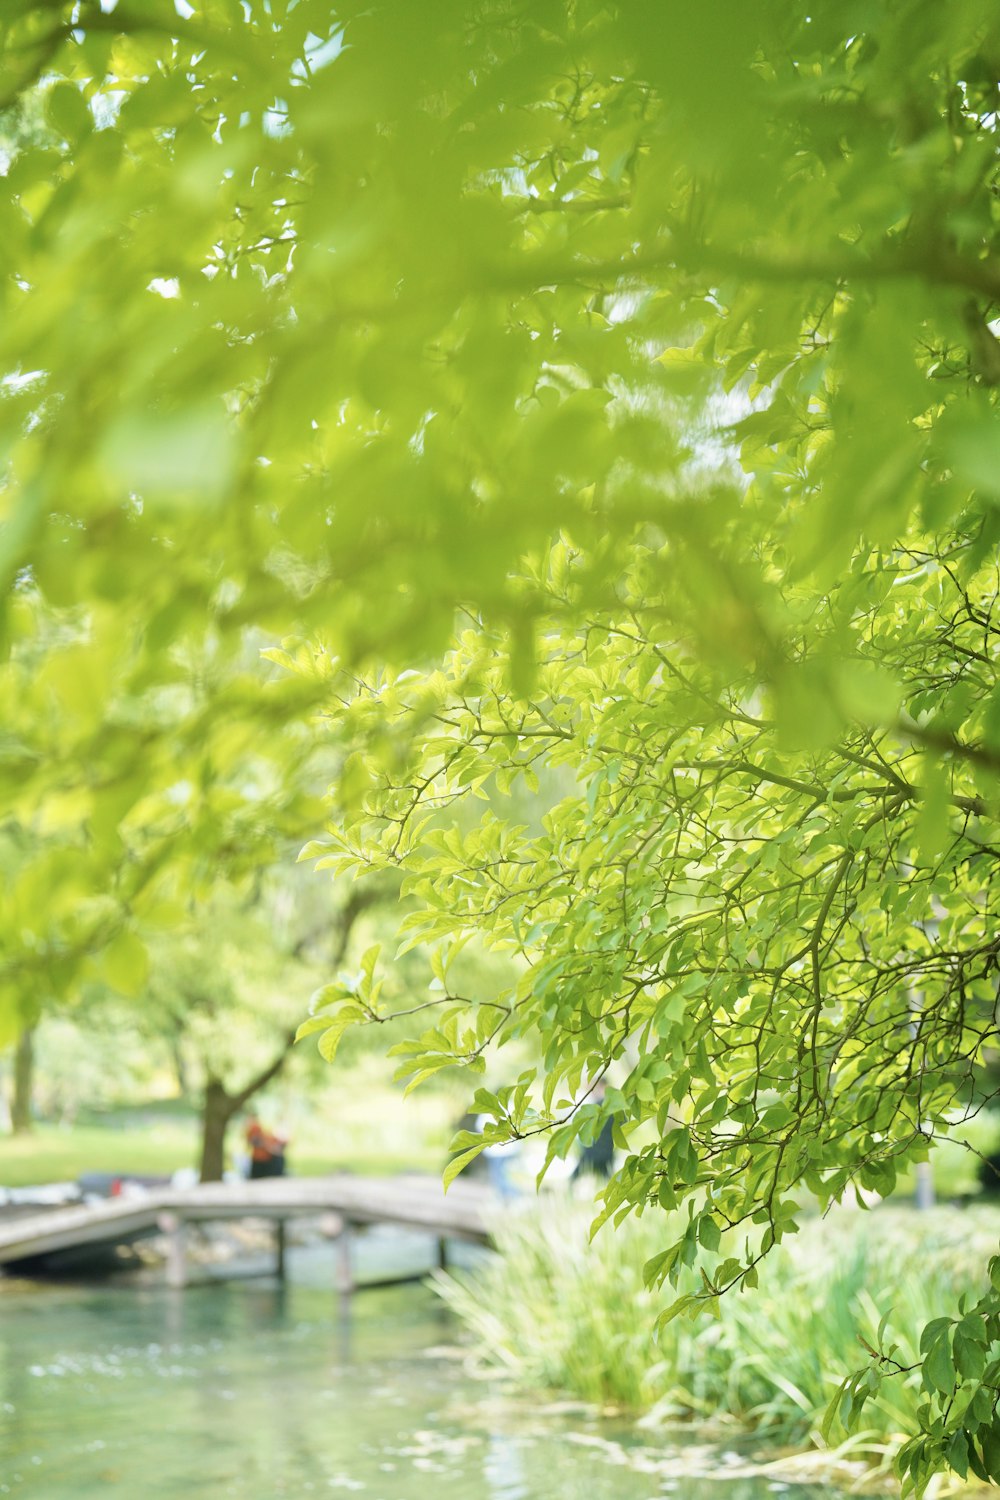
left=158, top=1212, right=187, bottom=1289
left=335, top=1222, right=353, bottom=1306
left=275, top=1219, right=286, bottom=1281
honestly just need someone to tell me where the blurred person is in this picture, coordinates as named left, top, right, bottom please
left=572, top=1079, right=616, bottom=1182
left=244, top=1115, right=289, bottom=1179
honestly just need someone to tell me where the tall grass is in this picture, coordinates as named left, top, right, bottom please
left=435, top=1199, right=1000, bottom=1464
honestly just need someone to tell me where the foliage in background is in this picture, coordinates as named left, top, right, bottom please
left=1, top=0, right=997, bottom=1031
left=436, top=1200, right=1000, bottom=1475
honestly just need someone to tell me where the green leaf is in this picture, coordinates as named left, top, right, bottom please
left=101, top=930, right=149, bottom=999
left=294, top=1015, right=333, bottom=1042
left=316, top=1004, right=367, bottom=1063
left=443, top=1142, right=486, bottom=1192
left=914, top=758, right=951, bottom=867
left=923, top=1334, right=955, bottom=1397
left=45, top=82, right=92, bottom=144
left=698, top=1214, right=721, bottom=1253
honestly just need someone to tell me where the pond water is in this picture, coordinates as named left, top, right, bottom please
left=0, top=1246, right=843, bottom=1500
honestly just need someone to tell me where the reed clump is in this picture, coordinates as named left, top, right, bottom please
left=434, top=1198, right=1000, bottom=1466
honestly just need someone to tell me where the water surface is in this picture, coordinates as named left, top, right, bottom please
left=0, top=1248, right=843, bottom=1500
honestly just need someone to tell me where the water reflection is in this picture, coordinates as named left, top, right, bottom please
left=483, top=1429, right=528, bottom=1498
left=0, top=1267, right=841, bottom=1500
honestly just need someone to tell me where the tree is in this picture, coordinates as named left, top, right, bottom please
left=3, top=1, right=1000, bottom=1488
left=145, top=872, right=376, bottom=1181
left=0, top=595, right=330, bottom=1117
left=9, top=1025, right=34, bottom=1134
left=304, top=541, right=1000, bottom=1483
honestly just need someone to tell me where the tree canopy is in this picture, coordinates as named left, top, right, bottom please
left=4, top=2, right=1000, bottom=1488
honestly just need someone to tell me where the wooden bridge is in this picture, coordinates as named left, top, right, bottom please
left=0, top=1174, right=494, bottom=1293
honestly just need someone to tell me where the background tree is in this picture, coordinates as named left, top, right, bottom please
left=0, top=593, right=328, bottom=1112
left=144, top=872, right=376, bottom=1181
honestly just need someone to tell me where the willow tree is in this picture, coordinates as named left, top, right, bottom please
left=3, top=2, right=1000, bottom=1487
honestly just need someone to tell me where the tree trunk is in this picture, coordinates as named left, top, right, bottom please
left=198, top=1029, right=298, bottom=1183
left=199, top=1079, right=236, bottom=1182
left=169, top=1032, right=191, bottom=1101
left=11, top=1027, right=35, bottom=1135
left=194, top=892, right=369, bottom=1180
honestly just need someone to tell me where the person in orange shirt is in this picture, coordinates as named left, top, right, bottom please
left=244, top=1116, right=288, bottom=1179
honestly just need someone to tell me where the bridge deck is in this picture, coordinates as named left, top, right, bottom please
left=0, top=1174, right=493, bottom=1283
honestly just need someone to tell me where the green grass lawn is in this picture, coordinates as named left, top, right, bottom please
left=0, top=1077, right=457, bottom=1187
left=0, top=1121, right=196, bottom=1187
left=0, top=1124, right=445, bottom=1187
